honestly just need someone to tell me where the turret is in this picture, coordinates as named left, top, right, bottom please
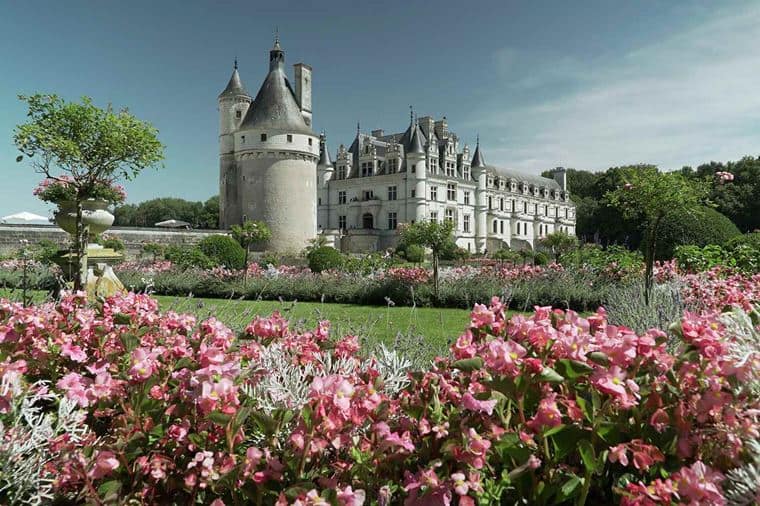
left=471, top=137, right=488, bottom=253
left=317, top=133, right=334, bottom=228
left=405, top=116, right=427, bottom=223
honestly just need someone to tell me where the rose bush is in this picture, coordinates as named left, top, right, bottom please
left=0, top=269, right=758, bottom=504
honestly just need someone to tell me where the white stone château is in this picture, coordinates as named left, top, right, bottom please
left=218, top=37, right=318, bottom=252
left=317, top=115, right=576, bottom=253
left=219, top=38, right=575, bottom=253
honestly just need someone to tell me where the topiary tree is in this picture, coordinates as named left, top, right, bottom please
left=14, top=94, right=164, bottom=290
left=307, top=246, right=344, bottom=273
left=649, top=206, right=740, bottom=260
left=198, top=235, right=246, bottom=270
left=404, top=244, right=425, bottom=264
left=400, top=220, right=455, bottom=301
left=538, top=231, right=579, bottom=261
left=230, top=220, right=271, bottom=275
left=606, top=168, right=710, bottom=304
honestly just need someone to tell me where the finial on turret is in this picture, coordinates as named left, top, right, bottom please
left=234, top=56, right=238, bottom=70
left=274, top=27, right=281, bottom=49
left=476, top=133, right=480, bottom=147
left=409, top=105, right=414, bottom=125
left=356, top=122, right=360, bottom=136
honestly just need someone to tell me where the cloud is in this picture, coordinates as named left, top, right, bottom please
left=469, top=2, right=760, bottom=174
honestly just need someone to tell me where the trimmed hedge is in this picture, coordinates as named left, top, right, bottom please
left=307, top=246, right=344, bottom=273
left=650, top=206, right=741, bottom=260
left=198, top=235, right=246, bottom=270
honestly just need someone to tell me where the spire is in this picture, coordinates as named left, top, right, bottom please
left=318, top=132, right=333, bottom=168
left=269, top=31, right=285, bottom=71
left=218, top=60, right=248, bottom=99
left=408, top=121, right=425, bottom=154
left=471, top=135, right=485, bottom=167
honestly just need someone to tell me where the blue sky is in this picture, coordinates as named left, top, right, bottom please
left=1, top=0, right=758, bottom=217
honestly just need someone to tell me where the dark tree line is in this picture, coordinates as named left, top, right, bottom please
left=114, top=196, right=219, bottom=229
left=543, top=156, right=760, bottom=249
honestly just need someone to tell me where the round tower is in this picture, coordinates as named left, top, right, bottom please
left=230, top=37, right=319, bottom=252
left=471, top=137, right=488, bottom=253
left=317, top=133, right=334, bottom=229
left=218, top=59, right=252, bottom=229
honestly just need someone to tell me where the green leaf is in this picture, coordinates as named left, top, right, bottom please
left=208, top=411, right=231, bottom=425
left=555, top=359, right=593, bottom=379
left=543, top=424, right=566, bottom=438
left=538, top=366, right=564, bottom=383
left=578, top=439, right=597, bottom=473
left=452, top=357, right=484, bottom=372
left=97, top=479, right=121, bottom=498
left=576, top=395, right=592, bottom=422
left=588, top=351, right=610, bottom=366
left=557, top=474, right=582, bottom=501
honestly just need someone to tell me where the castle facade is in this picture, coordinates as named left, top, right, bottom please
left=219, top=39, right=576, bottom=253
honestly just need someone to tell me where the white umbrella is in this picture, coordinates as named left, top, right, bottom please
left=154, top=219, right=191, bottom=228
left=1, top=212, right=51, bottom=225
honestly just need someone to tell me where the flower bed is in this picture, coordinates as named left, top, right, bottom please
left=0, top=273, right=758, bottom=504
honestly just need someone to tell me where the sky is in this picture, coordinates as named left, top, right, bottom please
left=1, top=0, right=759, bottom=218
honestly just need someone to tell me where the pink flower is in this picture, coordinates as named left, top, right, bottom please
left=672, top=461, right=726, bottom=505
left=129, top=347, right=158, bottom=381
left=89, top=450, right=120, bottom=479
left=451, top=472, right=469, bottom=495
left=527, top=455, right=542, bottom=469
left=336, top=486, right=366, bottom=506
left=527, top=393, right=563, bottom=433
left=649, top=408, right=670, bottom=433
left=609, top=444, right=629, bottom=466
left=461, top=392, right=497, bottom=415
left=60, top=342, right=87, bottom=363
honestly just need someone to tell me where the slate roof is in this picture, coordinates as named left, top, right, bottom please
left=240, top=67, right=313, bottom=135
left=218, top=67, right=249, bottom=98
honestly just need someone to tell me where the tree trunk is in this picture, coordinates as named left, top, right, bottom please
left=643, top=216, right=662, bottom=306
left=432, top=253, right=440, bottom=303
left=73, top=200, right=88, bottom=292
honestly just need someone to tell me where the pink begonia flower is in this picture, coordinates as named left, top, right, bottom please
left=453, top=331, right=476, bottom=359
left=210, top=500, right=225, bottom=506
left=591, top=366, right=640, bottom=407
left=609, top=444, right=629, bottom=466
left=336, top=486, right=366, bottom=506
left=527, top=393, right=563, bottom=433
left=451, top=472, right=469, bottom=495
left=672, top=461, right=726, bottom=505
left=461, top=392, right=497, bottom=415
left=483, top=338, right=526, bottom=376
left=470, top=303, right=496, bottom=328
left=60, top=342, right=87, bottom=363
left=527, top=454, right=542, bottom=469
left=89, top=450, right=120, bottom=479
left=649, top=408, right=670, bottom=433
left=129, top=347, right=158, bottom=381
left=464, top=428, right=492, bottom=469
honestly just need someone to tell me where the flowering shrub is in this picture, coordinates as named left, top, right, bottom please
left=33, top=176, right=127, bottom=204
left=0, top=269, right=758, bottom=504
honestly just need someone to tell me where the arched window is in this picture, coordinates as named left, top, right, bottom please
left=362, top=213, right=374, bottom=229
left=493, top=220, right=498, bottom=233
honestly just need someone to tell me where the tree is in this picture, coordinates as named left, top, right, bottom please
left=14, top=94, right=164, bottom=290
left=230, top=220, right=271, bottom=274
left=606, top=168, right=709, bottom=304
left=538, top=231, right=579, bottom=261
left=400, top=220, right=455, bottom=301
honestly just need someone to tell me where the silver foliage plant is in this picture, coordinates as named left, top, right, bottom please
left=719, top=306, right=760, bottom=399
left=725, top=438, right=760, bottom=506
left=605, top=279, right=690, bottom=335
left=0, top=377, right=89, bottom=506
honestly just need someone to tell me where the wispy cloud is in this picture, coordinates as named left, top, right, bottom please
left=469, top=3, right=760, bottom=174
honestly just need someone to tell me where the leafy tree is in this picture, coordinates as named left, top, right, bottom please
left=606, top=168, right=709, bottom=304
left=13, top=94, right=164, bottom=290
left=538, top=231, right=579, bottom=261
left=113, top=196, right=219, bottom=229
left=230, top=220, right=271, bottom=274
left=649, top=206, right=740, bottom=260
left=400, top=220, right=455, bottom=300
left=690, top=156, right=760, bottom=232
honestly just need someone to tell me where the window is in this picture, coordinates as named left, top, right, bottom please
left=361, top=162, right=373, bottom=177
left=241, top=135, right=246, bottom=143
left=260, top=133, right=267, bottom=142
left=287, top=134, right=293, bottom=143
left=544, top=205, right=548, bottom=216
left=464, top=191, right=470, bottom=205
left=493, top=220, right=498, bottom=233
left=446, top=162, right=456, bottom=177
left=388, top=185, right=397, bottom=201
left=445, top=208, right=455, bottom=224
left=523, top=202, right=528, bottom=213
left=430, top=186, right=438, bottom=201
left=388, top=159, right=398, bottom=173
left=430, top=159, right=438, bottom=172
left=500, top=221, right=504, bottom=234
left=308, top=138, right=312, bottom=146
left=565, top=208, right=569, bottom=218
left=463, top=214, right=471, bottom=233
left=362, top=190, right=374, bottom=200
left=411, top=189, right=416, bottom=198
left=338, top=215, right=347, bottom=230
left=318, top=197, right=321, bottom=205
left=338, top=191, right=347, bottom=205
left=499, top=198, right=504, bottom=211
left=517, top=222, right=521, bottom=235
left=411, top=164, right=416, bottom=173
left=447, top=183, right=456, bottom=201
left=511, top=200, right=515, bottom=212
left=534, top=204, right=538, bottom=214
left=338, top=166, right=346, bottom=179
left=388, top=212, right=398, bottom=230
left=488, top=196, right=493, bottom=209
left=430, top=211, right=438, bottom=223
left=463, top=167, right=470, bottom=180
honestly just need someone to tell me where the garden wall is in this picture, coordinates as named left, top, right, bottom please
left=0, top=224, right=223, bottom=258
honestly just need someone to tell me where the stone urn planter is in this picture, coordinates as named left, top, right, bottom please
left=54, top=199, right=115, bottom=241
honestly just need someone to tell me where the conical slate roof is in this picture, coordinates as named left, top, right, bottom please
left=471, top=141, right=485, bottom=168
left=218, top=65, right=248, bottom=98
left=318, top=135, right=333, bottom=167
left=408, top=123, right=425, bottom=154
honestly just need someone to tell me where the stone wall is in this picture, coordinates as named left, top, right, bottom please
left=0, top=225, right=225, bottom=258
